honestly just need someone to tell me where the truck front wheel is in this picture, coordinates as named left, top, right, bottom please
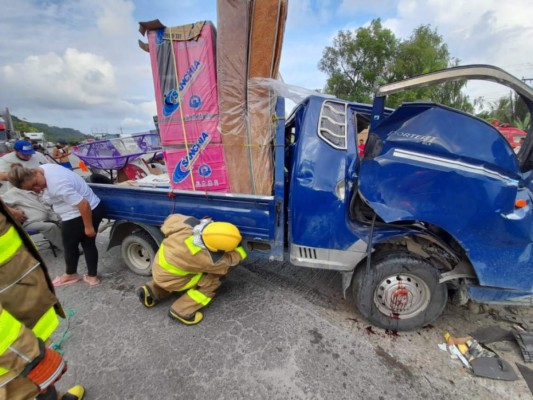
left=353, top=252, right=447, bottom=331
left=121, top=232, right=158, bottom=276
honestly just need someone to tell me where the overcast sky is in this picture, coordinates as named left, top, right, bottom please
left=1, top=0, right=532, bottom=135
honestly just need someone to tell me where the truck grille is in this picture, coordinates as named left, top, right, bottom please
left=298, top=246, right=318, bottom=259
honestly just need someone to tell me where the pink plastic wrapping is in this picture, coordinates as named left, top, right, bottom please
left=164, top=143, right=230, bottom=192
left=144, top=21, right=220, bottom=146
left=140, top=19, right=229, bottom=193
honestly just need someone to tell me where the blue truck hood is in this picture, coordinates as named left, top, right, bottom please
left=359, top=101, right=533, bottom=290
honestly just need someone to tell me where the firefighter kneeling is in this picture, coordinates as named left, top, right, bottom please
left=137, top=214, right=247, bottom=325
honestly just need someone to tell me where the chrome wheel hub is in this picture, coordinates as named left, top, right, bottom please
left=374, top=273, right=431, bottom=319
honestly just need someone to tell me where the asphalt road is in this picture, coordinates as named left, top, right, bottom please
left=35, top=231, right=533, bottom=400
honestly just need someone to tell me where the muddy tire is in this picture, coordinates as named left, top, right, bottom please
left=353, top=252, right=447, bottom=331
left=121, top=232, right=157, bottom=276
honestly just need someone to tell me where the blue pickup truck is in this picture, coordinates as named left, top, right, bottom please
left=90, top=65, right=533, bottom=331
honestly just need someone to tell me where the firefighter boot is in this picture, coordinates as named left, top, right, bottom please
left=61, top=385, right=85, bottom=400
left=137, top=285, right=157, bottom=308
left=168, top=309, right=203, bottom=325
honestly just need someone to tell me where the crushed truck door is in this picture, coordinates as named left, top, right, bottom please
left=361, top=65, right=533, bottom=294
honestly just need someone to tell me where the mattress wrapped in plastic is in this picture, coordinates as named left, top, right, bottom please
left=216, top=0, right=288, bottom=195
left=216, top=0, right=253, bottom=193
left=247, top=0, right=288, bottom=195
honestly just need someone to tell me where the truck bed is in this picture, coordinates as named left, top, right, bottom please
left=90, top=182, right=279, bottom=243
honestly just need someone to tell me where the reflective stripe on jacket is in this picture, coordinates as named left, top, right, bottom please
left=158, top=241, right=213, bottom=306
left=0, top=305, right=58, bottom=381
left=0, top=225, right=22, bottom=264
left=158, top=243, right=203, bottom=291
left=0, top=201, right=63, bottom=387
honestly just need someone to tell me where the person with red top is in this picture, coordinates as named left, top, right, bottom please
left=358, top=139, right=366, bottom=157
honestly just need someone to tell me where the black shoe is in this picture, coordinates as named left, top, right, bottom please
left=137, top=285, right=157, bottom=308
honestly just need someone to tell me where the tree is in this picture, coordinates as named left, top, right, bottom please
left=319, top=21, right=473, bottom=112
left=484, top=92, right=530, bottom=130
left=318, top=19, right=398, bottom=103
left=11, top=115, right=86, bottom=143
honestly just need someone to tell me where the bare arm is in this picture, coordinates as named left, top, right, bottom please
left=77, top=198, right=95, bottom=237
left=6, top=205, right=27, bottom=223
left=0, top=171, right=8, bottom=181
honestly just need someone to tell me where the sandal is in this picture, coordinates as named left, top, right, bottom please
left=83, top=274, right=101, bottom=286
left=52, top=276, right=81, bottom=287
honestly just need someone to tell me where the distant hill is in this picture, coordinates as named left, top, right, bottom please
left=12, top=115, right=87, bottom=144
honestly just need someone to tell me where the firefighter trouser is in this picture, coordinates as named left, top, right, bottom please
left=3, top=376, right=63, bottom=400
left=147, top=273, right=222, bottom=318
left=1, top=336, right=64, bottom=400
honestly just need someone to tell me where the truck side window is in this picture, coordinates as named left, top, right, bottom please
left=318, top=100, right=347, bottom=150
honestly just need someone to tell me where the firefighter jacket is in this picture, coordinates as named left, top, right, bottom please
left=0, top=199, right=65, bottom=391
left=152, top=214, right=245, bottom=289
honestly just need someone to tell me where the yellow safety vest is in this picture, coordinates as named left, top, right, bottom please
left=0, top=224, right=60, bottom=376
left=158, top=241, right=213, bottom=306
left=0, top=307, right=59, bottom=377
left=0, top=226, right=23, bottom=265
left=158, top=243, right=203, bottom=291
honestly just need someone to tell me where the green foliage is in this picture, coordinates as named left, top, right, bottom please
left=480, top=92, right=531, bottom=131
left=11, top=115, right=86, bottom=144
left=319, top=20, right=397, bottom=103
left=12, top=118, right=40, bottom=134
left=319, top=20, right=473, bottom=112
left=514, top=114, right=531, bottom=131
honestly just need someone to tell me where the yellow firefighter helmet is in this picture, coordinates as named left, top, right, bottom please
left=202, top=222, right=242, bottom=252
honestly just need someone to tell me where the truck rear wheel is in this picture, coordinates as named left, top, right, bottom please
left=353, top=252, right=447, bottom=331
left=121, top=232, right=158, bottom=276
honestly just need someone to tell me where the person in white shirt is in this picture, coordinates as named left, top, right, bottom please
left=1, top=186, right=63, bottom=250
left=9, top=164, right=105, bottom=287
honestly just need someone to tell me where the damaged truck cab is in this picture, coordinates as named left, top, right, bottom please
left=346, top=65, right=533, bottom=330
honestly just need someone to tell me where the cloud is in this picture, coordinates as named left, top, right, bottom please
left=120, top=117, right=150, bottom=129
left=1, top=49, right=117, bottom=109
left=339, top=0, right=396, bottom=14
left=383, top=0, right=533, bottom=77
left=286, top=0, right=337, bottom=29
left=0, top=0, right=158, bottom=133
left=1, top=0, right=532, bottom=134
left=378, top=0, right=533, bottom=102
